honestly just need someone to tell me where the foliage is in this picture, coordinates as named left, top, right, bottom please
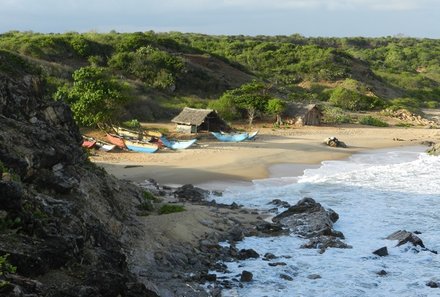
left=142, top=191, right=160, bottom=203
left=387, top=97, right=421, bottom=113
left=322, top=106, right=352, bottom=124
left=0, top=254, right=16, bottom=288
left=329, top=87, right=384, bottom=111
left=122, top=119, right=141, bottom=129
left=158, top=204, right=186, bottom=215
left=358, top=116, right=389, bottom=127
left=54, top=66, right=128, bottom=126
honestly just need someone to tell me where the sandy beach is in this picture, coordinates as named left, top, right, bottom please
left=90, top=125, right=440, bottom=187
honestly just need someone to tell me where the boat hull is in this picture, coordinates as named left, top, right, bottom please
left=160, top=137, right=197, bottom=149
left=124, top=140, right=159, bottom=153
left=211, top=132, right=249, bottom=142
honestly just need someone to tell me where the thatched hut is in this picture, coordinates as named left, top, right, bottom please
left=285, top=103, right=323, bottom=126
left=171, top=107, right=228, bottom=133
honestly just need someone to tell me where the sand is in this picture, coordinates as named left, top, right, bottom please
left=90, top=125, right=440, bottom=188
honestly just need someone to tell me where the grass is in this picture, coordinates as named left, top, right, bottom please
left=359, top=116, right=389, bottom=127
left=158, top=204, right=186, bottom=215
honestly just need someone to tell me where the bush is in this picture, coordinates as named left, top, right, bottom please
left=322, top=106, right=352, bottom=124
left=387, top=97, right=421, bottom=113
left=122, top=119, right=141, bottom=129
left=329, top=87, right=384, bottom=111
left=0, top=254, right=16, bottom=288
left=425, top=100, right=439, bottom=109
left=158, top=204, right=185, bottom=215
left=359, top=116, right=389, bottom=127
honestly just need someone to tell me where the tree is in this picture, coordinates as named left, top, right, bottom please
left=54, top=66, right=127, bottom=126
left=222, top=81, right=271, bottom=126
left=267, top=98, right=286, bottom=125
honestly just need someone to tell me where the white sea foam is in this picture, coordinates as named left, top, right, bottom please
left=213, top=146, right=440, bottom=297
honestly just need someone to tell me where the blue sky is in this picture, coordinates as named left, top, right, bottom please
left=1, top=0, right=439, bottom=37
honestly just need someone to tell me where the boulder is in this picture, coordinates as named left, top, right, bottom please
left=373, top=246, right=389, bottom=257
left=240, top=271, right=253, bottom=282
left=386, top=230, right=425, bottom=248
left=174, top=184, right=209, bottom=202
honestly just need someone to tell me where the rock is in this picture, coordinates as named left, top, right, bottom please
left=263, top=253, right=277, bottom=260
left=240, top=271, right=253, bottom=282
left=255, top=222, right=285, bottom=235
left=272, top=198, right=342, bottom=238
left=324, top=136, right=347, bottom=148
left=301, top=236, right=352, bottom=253
left=427, top=143, right=440, bottom=156
left=376, top=270, right=387, bottom=276
left=174, top=184, right=209, bottom=202
left=373, top=246, right=389, bottom=257
left=280, top=274, right=293, bottom=281
left=307, top=274, right=321, bottom=279
left=386, top=230, right=425, bottom=248
left=268, top=199, right=291, bottom=208
left=268, top=262, right=286, bottom=267
left=237, top=249, right=259, bottom=260
left=426, top=280, right=440, bottom=288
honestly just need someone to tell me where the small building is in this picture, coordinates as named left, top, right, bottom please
left=171, top=107, right=229, bottom=133
left=285, top=103, right=323, bottom=126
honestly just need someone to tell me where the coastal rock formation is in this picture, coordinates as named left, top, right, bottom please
left=386, top=230, right=425, bottom=248
left=272, top=197, right=350, bottom=252
left=0, top=57, right=157, bottom=296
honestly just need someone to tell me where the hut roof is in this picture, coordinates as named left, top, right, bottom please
left=284, top=103, right=321, bottom=117
left=171, top=107, right=216, bottom=126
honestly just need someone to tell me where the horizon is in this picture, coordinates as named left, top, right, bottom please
left=1, top=0, right=439, bottom=39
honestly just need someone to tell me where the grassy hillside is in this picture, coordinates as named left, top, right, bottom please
left=1, top=31, right=439, bottom=124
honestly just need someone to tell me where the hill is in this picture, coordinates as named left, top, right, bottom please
left=0, top=31, right=439, bottom=124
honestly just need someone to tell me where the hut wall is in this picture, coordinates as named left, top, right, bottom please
left=176, top=124, right=196, bottom=134
left=303, top=109, right=322, bottom=125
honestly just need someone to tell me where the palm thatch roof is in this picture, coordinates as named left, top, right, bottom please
left=171, top=107, right=216, bottom=126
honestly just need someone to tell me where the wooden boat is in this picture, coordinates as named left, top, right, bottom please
left=106, top=133, right=127, bottom=149
left=82, top=139, right=96, bottom=149
left=97, top=144, right=116, bottom=152
left=113, top=126, right=142, bottom=139
left=211, top=132, right=249, bottom=142
left=247, top=130, right=259, bottom=140
left=160, top=137, right=197, bottom=150
left=113, top=126, right=162, bottom=139
left=124, top=139, right=159, bottom=153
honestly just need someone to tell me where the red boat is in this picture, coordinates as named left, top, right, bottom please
left=82, top=139, right=96, bottom=149
left=106, top=133, right=127, bottom=149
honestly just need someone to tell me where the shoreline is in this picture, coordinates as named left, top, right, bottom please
left=91, top=126, right=440, bottom=189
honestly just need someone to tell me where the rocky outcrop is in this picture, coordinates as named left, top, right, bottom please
left=273, top=197, right=351, bottom=253
left=0, top=58, right=157, bottom=296
left=427, top=143, right=440, bottom=156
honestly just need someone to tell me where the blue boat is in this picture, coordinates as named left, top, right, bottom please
left=247, top=130, right=259, bottom=140
left=211, top=132, right=249, bottom=142
left=124, top=140, right=159, bottom=153
left=160, top=137, right=197, bottom=150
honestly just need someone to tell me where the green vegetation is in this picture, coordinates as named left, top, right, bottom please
left=358, top=116, right=389, bottom=127
left=322, top=106, right=352, bottom=124
left=122, top=119, right=141, bottom=129
left=158, top=204, right=186, bottom=215
left=0, top=254, right=16, bottom=288
left=1, top=31, right=440, bottom=126
left=54, top=66, right=128, bottom=126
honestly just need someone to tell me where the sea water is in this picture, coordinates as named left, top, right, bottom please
left=212, top=146, right=440, bottom=297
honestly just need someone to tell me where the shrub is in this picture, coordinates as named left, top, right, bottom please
left=0, top=254, right=16, bottom=288
left=329, top=87, right=384, bottom=111
left=425, top=100, right=439, bottom=109
left=388, top=97, right=421, bottom=112
left=359, top=116, right=389, bottom=127
left=122, top=119, right=141, bottom=129
left=322, top=106, right=352, bottom=124
left=142, top=191, right=160, bottom=203
left=158, top=204, right=185, bottom=215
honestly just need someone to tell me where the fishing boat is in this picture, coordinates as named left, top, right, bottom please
left=160, top=137, right=197, bottom=150
left=211, top=131, right=249, bottom=142
left=97, top=143, right=116, bottom=152
left=82, top=139, right=96, bottom=149
left=247, top=130, right=259, bottom=140
left=106, top=133, right=127, bottom=149
left=124, top=139, right=159, bottom=153
left=112, top=126, right=142, bottom=139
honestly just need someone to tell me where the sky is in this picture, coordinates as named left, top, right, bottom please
left=0, top=0, right=439, bottom=38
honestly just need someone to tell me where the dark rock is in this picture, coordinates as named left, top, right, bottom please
left=307, top=274, right=321, bottom=279
left=240, top=271, right=253, bottom=282
left=174, top=184, right=209, bottom=202
left=263, top=253, right=277, bottom=260
left=237, top=249, right=259, bottom=260
left=386, top=230, right=425, bottom=248
left=373, top=247, right=389, bottom=257
left=280, top=274, right=293, bottom=281
left=268, top=199, right=291, bottom=208
left=427, top=280, right=440, bottom=288
left=377, top=270, right=387, bottom=276
left=268, top=262, right=287, bottom=267
left=256, top=222, right=286, bottom=235
left=301, top=236, right=352, bottom=253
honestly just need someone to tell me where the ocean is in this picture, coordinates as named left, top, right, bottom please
left=211, top=146, right=440, bottom=297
